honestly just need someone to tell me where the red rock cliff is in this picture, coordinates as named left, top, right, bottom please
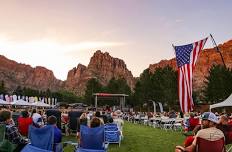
left=65, top=50, right=135, bottom=95
left=0, top=55, right=64, bottom=92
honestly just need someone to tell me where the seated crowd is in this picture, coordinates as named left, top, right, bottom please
left=122, top=110, right=232, bottom=152
left=0, top=108, right=124, bottom=152
left=5, top=106, right=232, bottom=152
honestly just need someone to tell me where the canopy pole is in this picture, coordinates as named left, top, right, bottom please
left=95, top=95, right=98, bottom=110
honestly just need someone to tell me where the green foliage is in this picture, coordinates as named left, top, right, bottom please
left=0, top=80, right=6, bottom=94
left=204, top=65, right=232, bottom=103
left=54, top=90, right=84, bottom=103
left=133, top=69, right=153, bottom=106
left=84, top=78, right=103, bottom=105
left=133, top=66, right=178, bottom=108
left=103, top=77, right=132, bottom=106
left=22, top=87, right=40, bottom=97
left=105, top=77, right=131, bottom=95
left=152, top=66, right=178, bottom=107
left=14, top=86, right=23, bottom=95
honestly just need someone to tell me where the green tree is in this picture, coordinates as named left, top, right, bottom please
left=55, top=90, right=83, bottom=103
left=14, top=86, right=23, bottom=95
left=106, top=77, right=131, bottom=95
left=204, top=65, right=232, bottom=103
left=151, top=66, right=178, bottom=108
left=0, top=80, right=6, bottom=94
left=132, top=66, right=178, bottom=110
left=23, top=87, right=38, bottom=96
left=133, top=69, right=153, bottom=107
left=45, top=88, right=51, bottom=97
left=84, top=78, right=103, bottom=105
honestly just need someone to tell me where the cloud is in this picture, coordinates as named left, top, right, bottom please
left=65, top=41, right=125, bottom=56
left=175, top=19, right=184, bottom=23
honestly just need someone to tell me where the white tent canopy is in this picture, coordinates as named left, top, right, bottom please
left=32, top=101, right=50, bottom=107
left=0, top=99, right=9, bottom=105
left=210, top=94, right=232, bottom=110
left=12, top=99, right=32, bottom=106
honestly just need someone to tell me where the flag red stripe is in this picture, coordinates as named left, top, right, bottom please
left=192, top=41, right=198, bottom=66
left=176, top=38, right=208, bottom=113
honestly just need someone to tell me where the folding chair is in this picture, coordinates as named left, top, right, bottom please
left=196, top=137, right=225, bottom=152
left=0, top=124, right=17, bottom=152
left=76, top=125, right=108, bottom=152
left=163, top=118, right=175, bottom=131
left=153, top=117, right=161, bottom=128
left=0, top=124, right=6, bottom=148
left=21, top=125, right=57, bottom=152
left=104, top=123, right=121, bottom=147
left=226, top=131, right=232, bottom=152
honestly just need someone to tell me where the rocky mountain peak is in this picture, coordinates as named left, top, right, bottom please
left=65, top=50, right=135, bottom=95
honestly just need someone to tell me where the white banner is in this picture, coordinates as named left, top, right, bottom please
left=152, top=101, right=156, bottom=113
left=158, top=102, right=163, bottom=113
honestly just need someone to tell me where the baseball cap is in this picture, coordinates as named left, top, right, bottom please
left=201, top=112, right=218, bottom=124
left=32, top=113, right=44, bottom=126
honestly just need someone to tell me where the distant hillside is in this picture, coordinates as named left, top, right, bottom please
left=0, top=50, right=135, bottom=95
left=0, top=55, right=64, bottom=92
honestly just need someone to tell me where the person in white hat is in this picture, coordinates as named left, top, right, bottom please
left=32, top=113, right=44, bottom=128
left=175, top=112, right=225, bottom=152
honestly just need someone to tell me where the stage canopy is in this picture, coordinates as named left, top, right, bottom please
left=93, top=93, right=128, bottom=110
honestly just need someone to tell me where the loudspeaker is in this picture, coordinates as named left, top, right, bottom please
left=68, top=111, right=83, bottom=132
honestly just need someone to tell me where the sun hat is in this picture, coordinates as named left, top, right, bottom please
left=201, top=112, right=218, bottom=124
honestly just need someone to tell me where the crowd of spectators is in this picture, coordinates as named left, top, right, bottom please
left=0, top=107, right=124, bottom=152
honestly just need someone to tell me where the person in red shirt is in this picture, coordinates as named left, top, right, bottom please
left=18, top=110, right=33, bottom=136
left=188, top=112, right=199, bottom=131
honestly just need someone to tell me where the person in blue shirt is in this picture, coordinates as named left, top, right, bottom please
left=47, top=115, right=62, bottom=151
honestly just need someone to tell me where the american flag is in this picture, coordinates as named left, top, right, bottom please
left=174, top=38, right=208, bottom=113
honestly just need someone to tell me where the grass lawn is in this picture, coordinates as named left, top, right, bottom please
left=63, top=122, right=185, bottom=152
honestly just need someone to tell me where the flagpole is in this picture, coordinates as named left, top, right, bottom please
left=210, top=34, right=227, bottom=68
left=172, top=44, right=176, bottom=56
left=172, top=44, right=175, bottom=50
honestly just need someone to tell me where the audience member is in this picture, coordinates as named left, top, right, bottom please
left=90, top=117, right=102, bottom=128
left=94, top=111, right=104, bottom=124
left=169, top=110, right=177, bottom=118
left=18, top=110, right=33, bottom=136
left=217, top=115, right=232, bottom=144
left=175, top=112, right=224, bottom=152
left=32, top=113, right=44, bottom=128
left=47, top=116, right=62, bottom=145
left=188, top=112, right=199, bottom=131
left=0, top=110, right=28, bottom=152
left=31, top=109, right=37, bottom=117
left=76, top=113, right=88, bottom=141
